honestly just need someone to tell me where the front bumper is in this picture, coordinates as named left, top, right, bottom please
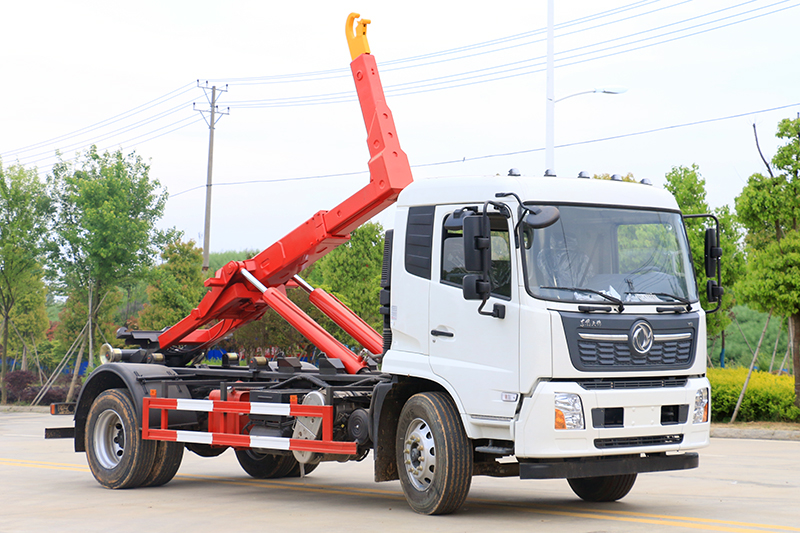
left=520, top=451, right=698, bottom=479
left=515, top=376, right=710, bottom=459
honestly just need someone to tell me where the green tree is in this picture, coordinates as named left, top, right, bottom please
left=232, top=287, right=324, bottom=360
left=0, top=163, right=52, bottom=404
left=735, top=117, right=800, bottom=406
left=207, top=249, right=259, bottom=275
left=664, top=164, right=744, bottom=341
left=712, top=305, right=790, bottom=370
left=307, top=222, right=384, bottom=337
left=50, top=146, right=173, bottom=398
left=8, top=271, right=50, bottom=372
left=55, top=288, right=122, bottom=375
left=593, top=172, right=636, bottom=182
left=139, top=240, right=205, bottom=330
left=229, top=223, right=386, bottom=358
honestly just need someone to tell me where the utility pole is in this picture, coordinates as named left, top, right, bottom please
left=545, top=0, right=555, bottom=176
left=195, top=81, right=229, bottom=272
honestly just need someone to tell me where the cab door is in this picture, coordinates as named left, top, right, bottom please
left=428, top=205, right=520, bottom=419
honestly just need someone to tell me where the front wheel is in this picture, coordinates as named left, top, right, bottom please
left=567, top=474, right=637, bottom=502
left=396, top=392, right=473, bottom=515
left=85, top=389, right=156, bottom=489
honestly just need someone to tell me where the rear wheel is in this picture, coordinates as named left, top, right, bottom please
left=85, top=389, right=156, bottom=489
left=287, top=459, right=319, bottom=477
left=567, top=474, right=637, bottom=502
left=396, top=392, right=472, bottom=515
left=141, top=441, right=184, bottom=487
left=235, top=449, right=296, bottom=479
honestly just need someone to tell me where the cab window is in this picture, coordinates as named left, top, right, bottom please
left=441, top=215, right=511, bottom=298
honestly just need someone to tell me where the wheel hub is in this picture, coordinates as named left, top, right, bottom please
left=94, top=409, right=126, bottom=469
left=402, top=418, right=436, bottom=491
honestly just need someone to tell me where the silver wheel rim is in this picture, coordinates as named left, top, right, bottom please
left=402, top=417, right=436, bottom=491
left=94, top=408, right=126, bottom=469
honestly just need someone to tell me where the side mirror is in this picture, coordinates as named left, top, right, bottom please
left=707, top=279, right=724, bottom=303
left=704, top=227, right=722, bottom=278
left=523, top=206, right=560, bottom=229
left=463, top=274, right=490, bottom=300
left=463, top=214, right=491, bottom=273
left=444, top=207, right=476, bottom=230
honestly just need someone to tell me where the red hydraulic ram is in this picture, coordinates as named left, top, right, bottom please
left=157, top=14, right=412, bottom=374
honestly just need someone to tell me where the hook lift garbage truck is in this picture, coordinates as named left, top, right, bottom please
left=46, top=13, right=724, bottom=515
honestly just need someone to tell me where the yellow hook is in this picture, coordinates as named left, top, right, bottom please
left=346, top=12, right=371, bottom=60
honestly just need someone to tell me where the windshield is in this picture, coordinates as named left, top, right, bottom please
left=522, top=205, right=698, bottom=305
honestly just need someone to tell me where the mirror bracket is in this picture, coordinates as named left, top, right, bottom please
left=683, top=213, right=724, bottom=314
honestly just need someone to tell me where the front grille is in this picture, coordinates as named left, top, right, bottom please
left=579, top=377, right=688, bottom=390
left=560, top=311, right=699, bottom=372
left=577, top=339, right=693, bottom=368
left=594, top=434, right=683, bottom=449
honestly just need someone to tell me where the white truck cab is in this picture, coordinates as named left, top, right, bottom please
left=381, top=173, right=711, bottom=485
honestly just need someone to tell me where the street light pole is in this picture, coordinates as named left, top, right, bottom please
left=545, top=85, right=627, bottom=177
left=545, top=0, right=555, bottom=176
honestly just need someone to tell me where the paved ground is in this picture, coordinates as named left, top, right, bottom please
left=1, top=410, right=799, bottom=533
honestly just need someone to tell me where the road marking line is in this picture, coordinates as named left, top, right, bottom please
left=0, top=457, right=89, bottom=469
left=0, top=460, right=87, bottom=472
left=2, top=459, right=795, bottom=532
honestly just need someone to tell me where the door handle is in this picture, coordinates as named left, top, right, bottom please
left=431, top=329, right=454, bottom=338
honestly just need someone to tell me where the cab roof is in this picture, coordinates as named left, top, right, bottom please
left=396, top=175, right=680, bottom=212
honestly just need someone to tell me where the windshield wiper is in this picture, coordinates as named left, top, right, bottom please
left=625, top=291, right=692, bottom=313
left=541, top=286, right=624, bottom=313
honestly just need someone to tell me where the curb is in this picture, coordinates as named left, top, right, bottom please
left=0, top=406, right=51, bottom=413
left=710, top=426, right=800, bottom=442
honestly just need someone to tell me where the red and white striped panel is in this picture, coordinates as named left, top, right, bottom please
left=142, top=397, right=357, bottom=455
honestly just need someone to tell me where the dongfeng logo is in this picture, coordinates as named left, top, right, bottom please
left=630, top=320, right=654, bottom=355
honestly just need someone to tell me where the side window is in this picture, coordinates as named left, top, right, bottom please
left=490, top=230, right=511, bottom=298
left=441, top=215, right=512, bottom=298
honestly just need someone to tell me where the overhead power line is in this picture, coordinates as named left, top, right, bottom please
left=5, top=0, right=796, bottom=176
left=224, top=0, right=799, bottom=109
left=169, top=101, right=800, bottom=198
left=212, top=0, right=675, bottom=84
left=0, top=83, right=196, bottom=159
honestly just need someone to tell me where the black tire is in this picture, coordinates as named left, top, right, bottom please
left=287, top=459, right=319, bottom=477
left=395, top=392, right=473, bottom=515
left=235, top=449, right=296, bottom=479
left=85, top=389, right=156, bottom=489
left=141, top=441, right=184, bottom=487
left=567, top=474, right=637, bottom=502
left=185, top=442, right=227, bottom=458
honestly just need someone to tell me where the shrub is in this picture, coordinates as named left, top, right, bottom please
left=18, top=385, right=70, bottom=405
left=708, top=367, right=800, bottom=422
left=2, top=369, right=76, bottom=405
left=3, top=370, right=38, bottom=403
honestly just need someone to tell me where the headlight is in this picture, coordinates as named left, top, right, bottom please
left=693, top=388, right=709, bottom=424
left=555, top=392, right=585, bottom=430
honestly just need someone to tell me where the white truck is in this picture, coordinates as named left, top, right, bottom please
left=46, top=14, right=721, bottom=516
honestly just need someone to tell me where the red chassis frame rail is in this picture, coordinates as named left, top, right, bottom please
left=156, top=14, right=412, bottom=374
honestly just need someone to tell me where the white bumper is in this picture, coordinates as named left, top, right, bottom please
left=514, top=377, right=710, bottom=458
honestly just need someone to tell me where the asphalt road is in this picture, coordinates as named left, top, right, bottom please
left=1, top=410, right=798, bottom=533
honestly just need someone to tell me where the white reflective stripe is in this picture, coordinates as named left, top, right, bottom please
left=654, top=333, right=692, bottom=341
left=176, top=399, right=214, bottom=412
left=248, top=403, right=292, bottom=416
left=250, top=435, right=291, bottom=451
left=578, top=333, right=628, bottom=341
left=175, top=430, right=213, bottom=444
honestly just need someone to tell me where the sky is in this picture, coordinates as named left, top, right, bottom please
left=1, top=0, right=798, bottom=255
